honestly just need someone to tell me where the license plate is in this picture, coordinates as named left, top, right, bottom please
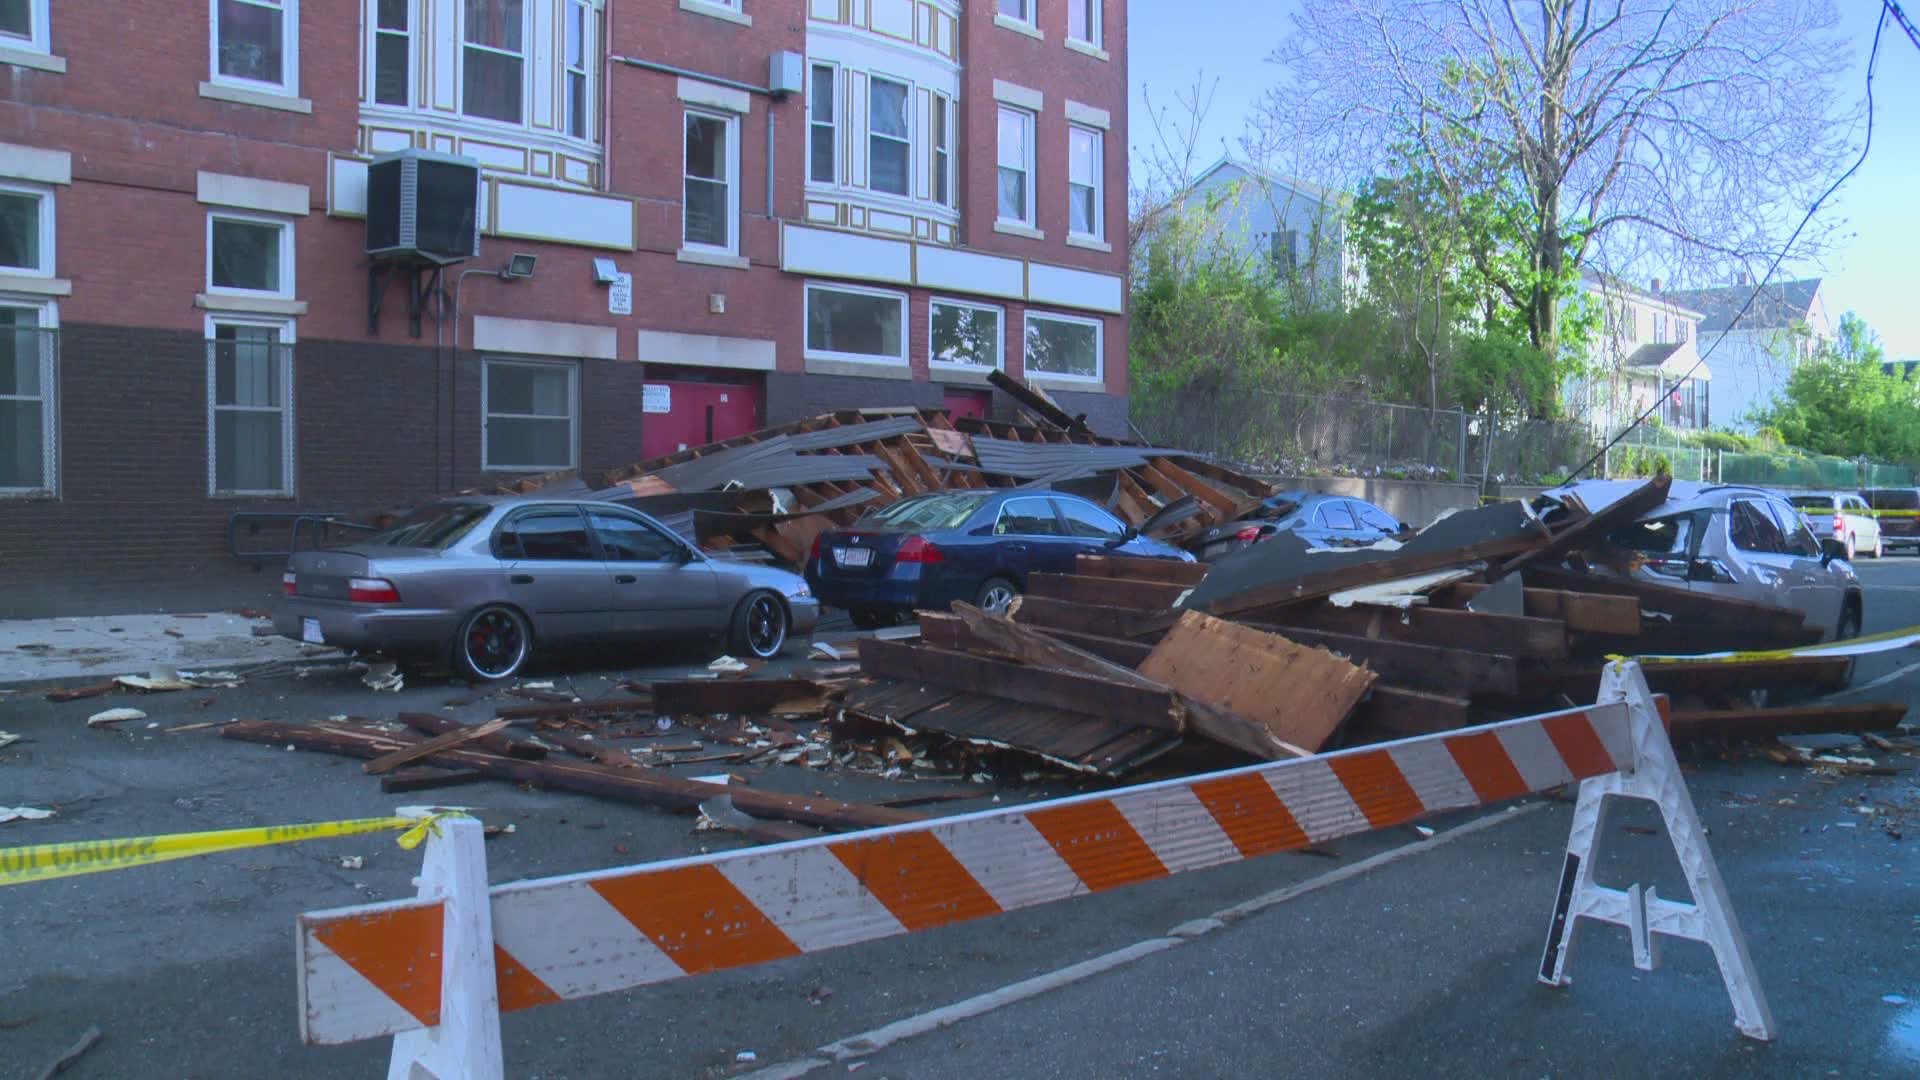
left=834, top=546, right=872, bottom=568
left=301, top=617, right=324, bottom=644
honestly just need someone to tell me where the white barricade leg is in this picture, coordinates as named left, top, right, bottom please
left=387, top=817, right=504, bottom=1080
left=1538, top=661, right=1775, bottom=1041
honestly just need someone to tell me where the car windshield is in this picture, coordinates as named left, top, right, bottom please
left=368, top=503, right=491, bottom=549
left=861, top=493, right=991, bottom=530
left=1786, top=495, right=1835, bottom=511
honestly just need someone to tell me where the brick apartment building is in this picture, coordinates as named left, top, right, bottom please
left=0, top=0, right=1130, bottom=615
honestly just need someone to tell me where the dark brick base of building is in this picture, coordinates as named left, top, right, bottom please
left=1, top=325, right=1129, bottom=618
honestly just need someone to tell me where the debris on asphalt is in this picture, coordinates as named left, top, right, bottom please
left=32, top=1023, right=103, bottom=1080
left=707, top=655, right=750, bottom=674
left=86, top=708, right=146, bottom=728
left=360, top=661, right=404, bottom=693
left=0, top=731, right=20, bottom=750
left=0, top=806, right=56, bottom=824
left=161, top=719, right=240, bottom=735
left=365, top=718, right=511, bottom=775
left=339, top=856, right=364, bottom=870
left=45, top=683, right=116, bottom=703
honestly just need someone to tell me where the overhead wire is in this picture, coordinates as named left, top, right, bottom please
left=1566, top=6, right=1891, bottom=480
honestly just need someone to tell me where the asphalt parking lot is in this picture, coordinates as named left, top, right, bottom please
left=1, top=566, right=1917, bottom=1078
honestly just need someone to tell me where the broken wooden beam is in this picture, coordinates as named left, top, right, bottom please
left=1348, top=685, right=1475, bottom=738
left=1258, top=602, right=1569, bottom=661
left=1669, top=701, right=1907, bottom=740
left=1025, top=572, right=1188, bottom=611
left=1010, top=595, right=1163, bottom=640
left=1522, top=564, right=1809, bottom=639
left=1243, top=623, right=1520, bottom=697
left=1499, top=474, right=1671, bottom=576
left=379, top=766, right=491, bottom=794
left=1073, top=553, right=1209, bottom=586
left=223, top=720, right=918, bottom=831
left=365, top=718, right=510, bottom=775
left=400, top=711, right=548, bottom=759
left=1541, top=655, right=1855, bottom=700
left=1433, top=583, right=1641, bottom=636
left=858, top=637, right=1183, bottom=732
left=650, top=678, right=829, bottom=717
left=1137, top=611, right=1377, bottom=754
left=988, top=368, right=1087, bottom=432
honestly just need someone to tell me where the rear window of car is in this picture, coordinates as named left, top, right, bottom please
left=1606, top=515, right=1692, bottom=555
left=368, top=503, right=490, bottom=549
left=1867, top=488, right=1920, bottom=510
left=862, top=493, right=990, bottom=530
left=1786, top=495, right=1835, bottom=511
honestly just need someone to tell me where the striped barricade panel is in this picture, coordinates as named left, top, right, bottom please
left=297, top=702, right=1634, bottom=1045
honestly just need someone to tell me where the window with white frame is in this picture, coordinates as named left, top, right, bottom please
left=1068, top=125, right=1101, bottom=239
left=1025, top=311, right=1102, bottom=381
left=463, top=0, right=525, bottom=124
left=805, top=284, right=905, bottom=364
left=1069, top=0, right=1100, bottom=47
left=808, top=63, right=837, bottom=184
left=0, top=183, right=52, bottom=275
left=207, top=213, right=293, bottom=297
left=997, top=0, right=1030, bottom=22
left=483, top=359, right=577, bottom=471
left=208, top=322, right=293, bottom=496
left=931, top=93, right=952, bottom=206
left=683, top=109, right=737, bottom=253
left=930, top=300, right=1001, bottom=370
left=997, top=107, right=1034, bottom=226
left=868, top=76, right=911, bottom=197
left=0, top=0, right=50, bottom=53
left=212, top=0, right=298, bottom=94
left=371, top=0, right=410, bottom=105
left=563, top=0, right=591, bottom=139
left=0, top=305, right=55, bottom=495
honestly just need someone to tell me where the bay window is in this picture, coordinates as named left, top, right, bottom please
left=463, top=0, right=525, bottom=124
left=868, top=77, right=910, bottom=197
left=931, top=93, right=951, bottom=206
left=809, top=63, right=837, bottom=184
left=372, top=0, right=410, bottom=106
left=563, top=0, right=590, bottom=139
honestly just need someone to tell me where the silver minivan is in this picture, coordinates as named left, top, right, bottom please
left=1551, top=481, right=1865, bottom=641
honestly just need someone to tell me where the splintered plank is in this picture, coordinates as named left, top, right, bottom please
left=1521, top=564, right=1808, bottom=637
left=364, top=719, right=510, bottom=775
left=1025, top=573, right=1189, bottom=611
left=1011, top=595, right=1166, bottom=640
left=1243, top=623, right=1519, bottom=697
left=857, top=638, right=1182, bottom=732
left=1436, top=583, right=1641, bottom=635
left=1146, top=457, right=1241, bottom=517
left=1669, top=701, right=1906, bottom=740
left=1499, top=473, right=1671, bottom=576
left=1137, top=611, right=1377, bottom=754
left=1258, top=602, right=1569, bottom=660
left=1347, top=685, right=1474, bottom=739
left=1073, top=553, right=1211, bottom=586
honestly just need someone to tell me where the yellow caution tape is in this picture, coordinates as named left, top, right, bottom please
left=1614, top=624, right=1920, bottom=665
left=0, top=812, right=464, bottom=887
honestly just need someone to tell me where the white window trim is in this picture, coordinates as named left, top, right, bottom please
left=993, top=3, right=1042, bottom=41
left=0, top=0, right=56, bottom=65
left=562, top=0, right=593, bottom=141
left=1024, top=310, right=1104, bottom=384
left=1067, top=124, right=1103, bottom=243
left=459, top=0, right=531, bottom=126
left=481, top=357, right=580, bottom=473
left=207, top=0, right=300, bottom=98
left=1068, top=0, right=1102, bottom=50
left=0, top=298, right=58, bottom=498
left=929, top=297, right=1004, bottom=372
left=681, top=0, right=750, bottom=26
left=681, top=107, right=740, bottom=258
left=803, top=282, right=909, bottom=366
left=997, top=106, right=1035, bottom=229
left=365, top=0, right=415, bottom=107
left=866, top=73, right=914, bottom=199
left=931, top=92, right=952, bottom=208
left=205, top=315, right=296, bottom=498
left=0, top=181, right=54, bottom=278
left=206, top=211, right=296, bottom=300
left=807, top=61, right=839, bottom=187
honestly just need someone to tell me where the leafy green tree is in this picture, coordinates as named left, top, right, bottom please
left=1752, top=312, right=1920, bottom=460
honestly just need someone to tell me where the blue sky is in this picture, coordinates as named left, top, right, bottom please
left=1128, top=2, right=1920, bottom=360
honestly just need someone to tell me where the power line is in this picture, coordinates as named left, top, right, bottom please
left=1566, top=7, right=1890, bottom=481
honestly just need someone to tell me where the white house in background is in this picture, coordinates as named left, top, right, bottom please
left=1569, top=270, right=1711, bottom=434
left=1659, top=277, right=1831, bottom=431
left=1179, top=158, right=1354, bottom=307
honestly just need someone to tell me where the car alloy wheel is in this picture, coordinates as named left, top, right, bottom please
left=461, top=606, right=530, bottom=681
left=1837, top=604, right=1862, bottom=642
left=976, top=577, right=1019, bottom=615
left=735, top=592, right=789, bottom=659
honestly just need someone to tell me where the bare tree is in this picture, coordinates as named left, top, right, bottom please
left=1254, top=0, right=1854, bottom=355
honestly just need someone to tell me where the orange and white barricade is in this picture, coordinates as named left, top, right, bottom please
left=296, top=660, right=1771, bottom=1078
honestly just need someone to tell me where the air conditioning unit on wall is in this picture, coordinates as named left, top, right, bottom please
left=365, top=148, right=481, bottom=260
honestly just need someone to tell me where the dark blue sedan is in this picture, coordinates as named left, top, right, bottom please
left=805, top=490, right=1195, bottom=627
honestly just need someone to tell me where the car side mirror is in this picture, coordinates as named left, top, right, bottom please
left=1107, top=526, right=1139, bottom=548
left=1820, top=537, right=1848, bottom=564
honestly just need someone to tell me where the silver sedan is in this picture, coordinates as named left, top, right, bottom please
left=273, top=497, right=819, bottom=680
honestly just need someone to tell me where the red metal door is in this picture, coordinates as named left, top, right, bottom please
left=943, top=388, right=990, bottom=423
left=642, top=378, right=763, bottom=459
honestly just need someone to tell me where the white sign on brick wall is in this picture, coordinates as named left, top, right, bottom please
left=609, top=272, right=633, bottom=316
left=643, top=384, right=671, bottom=414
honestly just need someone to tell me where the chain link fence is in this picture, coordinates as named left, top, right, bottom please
left=1717, top=452, right=1914, bottom=490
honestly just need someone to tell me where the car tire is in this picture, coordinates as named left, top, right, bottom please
left=1837, top=601, right=1862, bottom=642
left=453, top=605, right=532, bottom=682
left=1845, top=533, right=1857, bottom=562
left=1872, top=534, right=1884, bottom=559
left=849, top=608, right=898, bottom=631
left=975, top=576, right=1020, bottom=615
left=730, top=590, right=790, bottom=659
